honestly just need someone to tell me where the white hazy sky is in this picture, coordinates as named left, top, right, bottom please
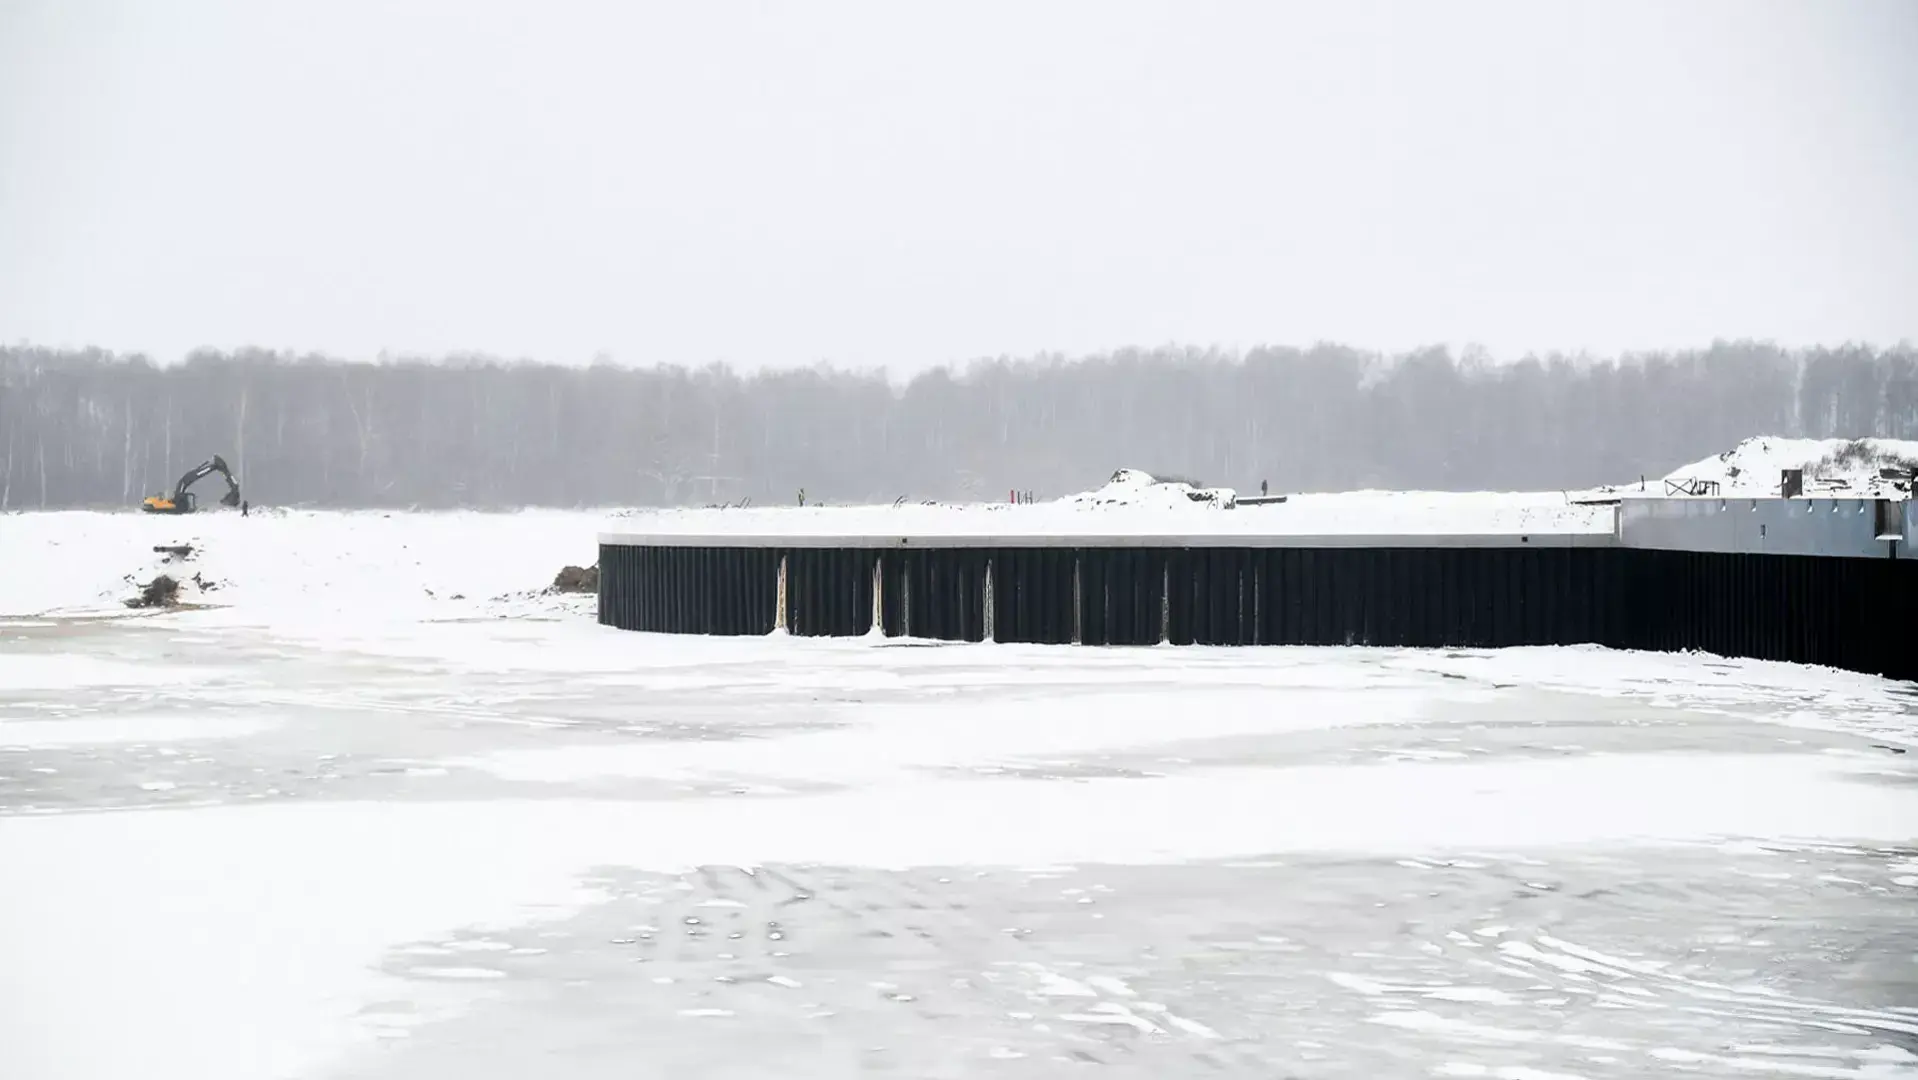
left=2, top=0, right=1914, bottom=372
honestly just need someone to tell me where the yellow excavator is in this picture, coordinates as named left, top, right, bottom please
left=142, top=455, right=242, bottom=514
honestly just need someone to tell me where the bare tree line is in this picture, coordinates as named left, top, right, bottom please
left=1, top=341, right=1913, bottom=511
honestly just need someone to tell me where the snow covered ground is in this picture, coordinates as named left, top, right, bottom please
left=0, top=508, right=600, bottom=620
left=2, top=507, right=1917, bottom=1079
left=607, top=487, right=1614, bottom=542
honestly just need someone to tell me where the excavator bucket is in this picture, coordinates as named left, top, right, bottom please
left=208, top=455, right=241, bottom=506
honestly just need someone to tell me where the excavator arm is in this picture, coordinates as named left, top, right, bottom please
left=172, top=455, right=242, bottom=507
left=142, top=455, right=241, bottom=514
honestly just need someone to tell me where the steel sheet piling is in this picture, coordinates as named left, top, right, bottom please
left=600, top=540, right=1917, bottom=682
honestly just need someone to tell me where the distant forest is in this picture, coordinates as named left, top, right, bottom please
left=2, top=342, right=1913, bottom=510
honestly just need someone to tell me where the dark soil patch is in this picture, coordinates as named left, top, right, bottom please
left=126, top=575, right=181, bottom=609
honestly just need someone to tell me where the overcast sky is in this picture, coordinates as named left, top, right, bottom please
left=2, top=0, right=1913, bottom=372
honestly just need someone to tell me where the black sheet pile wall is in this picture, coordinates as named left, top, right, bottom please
left=596, top=544, right=781, bottom=636
left=598, top=544, right=1916, bottom=682
left=784, top=548, right=879, bottom=636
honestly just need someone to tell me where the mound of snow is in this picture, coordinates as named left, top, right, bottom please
left=1664, top=437, right=1918, bottom=498
left=1062, top=469, right=1238, bottom=510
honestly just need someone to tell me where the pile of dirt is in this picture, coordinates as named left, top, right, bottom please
left=124, top=569, right=222, bottom=609
left=126, top=575, right=182, bottom=609
left=550, top=564, right=599, bottom=594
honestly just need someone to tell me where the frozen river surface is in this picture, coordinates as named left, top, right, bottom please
left=3, top=603, right=1917, bottom=1079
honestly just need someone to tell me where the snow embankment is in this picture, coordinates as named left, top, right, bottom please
left=0, top=510, right=604, bottom=621
left=1664, top=437, right=1918, bottom=498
